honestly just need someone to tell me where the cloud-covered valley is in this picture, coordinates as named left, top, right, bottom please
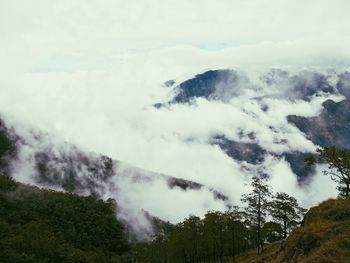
left=1, top=0, right=349, bottom=238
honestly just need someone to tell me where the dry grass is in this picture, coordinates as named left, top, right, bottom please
left=235, top=242, right=281, bottom=263
left=236, top=198, right=350, bottom=263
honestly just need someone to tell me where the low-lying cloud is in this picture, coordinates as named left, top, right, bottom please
left=1, top=0, right=349, bottom=229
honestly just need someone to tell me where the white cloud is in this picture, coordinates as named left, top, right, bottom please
left=0, top=0, right=348, bottom=225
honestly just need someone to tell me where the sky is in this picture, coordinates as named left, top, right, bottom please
left=1, top=0, right=349, bottom=225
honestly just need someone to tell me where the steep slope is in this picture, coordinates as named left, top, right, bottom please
left=171, top=69, right=248, bottom=103
left=0, top=175, right=130, bottom=262
left=0, top=117, right=205, bottom=193
left=288, top=98, right=350, bottom=148
left=236, top=198, right=350, bottom=263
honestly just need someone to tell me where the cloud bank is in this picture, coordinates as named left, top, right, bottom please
left=0, top=0, right=349, bottom=225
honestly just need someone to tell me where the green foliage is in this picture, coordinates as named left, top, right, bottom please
left=307, top=146, right=350, bottom=198
left=0, top=175, right=17, bottom=191
left=0, top=178, right=130, bottom=262
left=136, top=177, right=310, bottom=262
left=269, top=192, right=306, bottom=239
left=241, top=176, right=272, bottom=254
left=136, top=210, right=253, bottom=263
left=261, top=221, right=283, bottom=243
left=318, top=147, right=350, bottom=198
left=0, top=126, right=16, bottom=173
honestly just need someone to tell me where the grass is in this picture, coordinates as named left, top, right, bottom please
left=236, top=198, right=350, bottom=263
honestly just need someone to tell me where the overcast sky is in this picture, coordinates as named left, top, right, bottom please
left=1, top=0, right=349, bottom=223
left=1, top=0, right=350, bottom=72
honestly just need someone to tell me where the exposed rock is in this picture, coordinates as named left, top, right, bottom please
left=288, top=99, right=350, bottom=148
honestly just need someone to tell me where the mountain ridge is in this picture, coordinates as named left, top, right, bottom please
left=159, top=69, right=350, bottom=183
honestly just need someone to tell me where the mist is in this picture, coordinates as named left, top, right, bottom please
left=1, top=0, right=349, bottom=233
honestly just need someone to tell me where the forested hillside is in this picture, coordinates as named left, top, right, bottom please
left=0, top=175, right=130, bottom=262
left=1, top=164, right=350, bottom=262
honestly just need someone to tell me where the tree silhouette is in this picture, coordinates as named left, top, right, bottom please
left=307, top=147, right=350, bottom=198
left=241, top=176, right=271, bottom=254
left=269, top=192, right=306, bottom=239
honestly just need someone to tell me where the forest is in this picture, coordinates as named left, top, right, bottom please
left=0, top=175, right=130, bottom=262
left=132, top=176, right=305, bottom=263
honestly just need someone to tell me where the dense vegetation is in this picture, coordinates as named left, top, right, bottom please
left=0, top=121, right=16, bottom=174
left=134, top=176, right=305, bottom=263
left=3, top=174, right=350, bottom=263
left=0, top=175, right=130, bottom=263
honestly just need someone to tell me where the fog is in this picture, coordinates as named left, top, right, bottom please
left=0, top=0, right=348, bottom=228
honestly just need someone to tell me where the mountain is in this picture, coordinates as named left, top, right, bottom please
left=1, top=68, right=350, bottom=262
left=2, top=67, right=350, bottom=242
left=168, top=69, right=336, bottom=104
left=171, top=69, right=246, bottom=103
left=159, top=69, right=350, bottom=182
left=288, top=98, right=350, bottom=149
left=0, top=117, right=229, bottom=240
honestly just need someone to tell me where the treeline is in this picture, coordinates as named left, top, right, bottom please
left=135, top=146, right=350, bottom=263
left=134, top=176, right=306, bottom=263
left=0, top=175, right=130, bottom=263
left=1, top=174, right=304, bottom=263
left=137, top=210, right=249, bottom=263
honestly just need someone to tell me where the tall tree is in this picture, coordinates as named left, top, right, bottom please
left=261, top=221, right=283, bottom=243
left=202, top=211, right=225, bottom=262
left=178, top=215, right=202, bottom=263
left=306, top=147, right=350, bottom=198
left=223, top=207, right=247, bottom=261
left=269, top=192, right=306, bottom=239
left=241, top=176, right=271, bottom=254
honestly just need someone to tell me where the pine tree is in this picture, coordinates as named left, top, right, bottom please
left=241, top=176, right=271, bottom=254
left=306, top=147, right=350, bottom=198
left=223, top=207, right=245, bottom=260
left=269, top=192, right=306, bottom=239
